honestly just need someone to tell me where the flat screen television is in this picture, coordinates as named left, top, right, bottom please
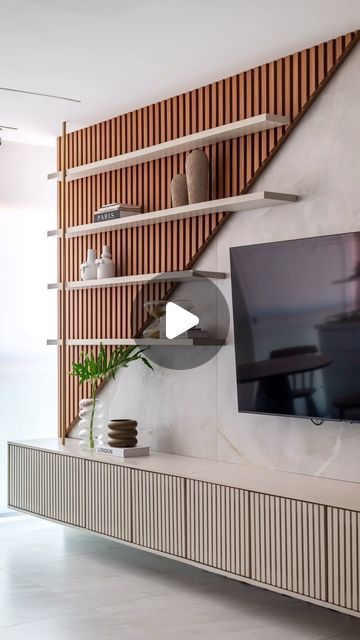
left=230, top=232, right=360, bottom=422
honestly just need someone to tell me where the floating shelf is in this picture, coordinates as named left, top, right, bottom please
left=48, top=113, right=290, bottom=182
left=47, top=269, right=226, bottom=291
left=47, top=191, right=298, bottom=238
left=47, top=338, right=225, bottom=347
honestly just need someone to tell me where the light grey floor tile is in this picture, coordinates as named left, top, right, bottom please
left=95, top=588, right=360, bottom=640
left=0, top=517, right=119, bottom=570
left=3, top=551, right=130, bottom=589
left=0, top=568, right=82, bottom=628
left=0, top=609, right=149, bottom=640
left=1, top=516, right=360, bottom=640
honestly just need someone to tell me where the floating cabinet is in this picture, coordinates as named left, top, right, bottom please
left=131, top=470, right=186, bottom=557
left=85, top=460, right=132, bottom=542
left=186, top=480, right=250, bottom=577
left=8, top=440, right=360, bottom=619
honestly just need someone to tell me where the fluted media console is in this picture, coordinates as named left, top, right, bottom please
left=8, top=439, right=360, bottom=618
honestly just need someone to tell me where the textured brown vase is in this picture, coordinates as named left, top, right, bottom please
left=185, top=149, right=209, bottom=204
left=107, top=419, right=138, bottom=448
left=171, top=173, right=188, bottom=207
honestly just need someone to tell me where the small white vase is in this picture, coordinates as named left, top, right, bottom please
left=96, top=245, right=116, bottom=279
left=80, top=249, right=97, bottom=281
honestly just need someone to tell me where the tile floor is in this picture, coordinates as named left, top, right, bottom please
left=0, top=515, right=360, bottom=639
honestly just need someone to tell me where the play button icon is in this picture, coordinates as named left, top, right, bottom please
left=131, top=272, right=230, bottom=370
left=165, top=302, right=199, bottom=339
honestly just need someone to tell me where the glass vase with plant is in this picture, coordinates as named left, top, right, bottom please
left=69, top=343, right=153, bottom=450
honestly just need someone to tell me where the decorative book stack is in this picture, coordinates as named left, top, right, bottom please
left=96, top=444, right=150, bottom=458
left=94, top=203, right=142, bottom=223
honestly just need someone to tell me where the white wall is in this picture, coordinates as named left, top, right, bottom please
left=0, top=140, right=57, bottom=511
left=79, top=46, right=360, bottom=483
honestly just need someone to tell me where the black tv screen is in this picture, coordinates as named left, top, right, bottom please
left=230, top=232, right=360, bottom=421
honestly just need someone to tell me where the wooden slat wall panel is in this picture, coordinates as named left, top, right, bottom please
left=249, top=493, right=327, bottom=600
left=8, top=445, right=86, bottom=528
left=57, top=32, right=359, bottom=433
left=186, top=480, right=250, bottom=577
left=327, top=507, right=360, bottom=612
left=131, top=470, right=186, bottom=557
left=85, top=460, right=131, bottom=541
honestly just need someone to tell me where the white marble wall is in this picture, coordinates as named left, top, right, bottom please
left=80, top=46, right=360, bottom=483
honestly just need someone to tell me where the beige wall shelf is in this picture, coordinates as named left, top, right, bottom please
left=46, top=338, right=225, bottom=346
left=47, top=113, right=289, bottom=182
left=47, top=191, right=298, bottom=238
left=47, top=269, right=226, bottom=290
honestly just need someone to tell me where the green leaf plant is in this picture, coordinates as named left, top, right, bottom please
left=69, top=343, right=153, bottom=448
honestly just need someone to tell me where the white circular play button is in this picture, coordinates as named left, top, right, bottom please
left=165, top=302, right=199, bottom=340
left=131, top=273, right=230, bottom=370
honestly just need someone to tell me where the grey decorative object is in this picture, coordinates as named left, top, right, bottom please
left=171, top=173, right=188, bottom=207
left=94, top=202, right=142, bottom=223
left=185, top=149, right=209, bottom=204
left=107, top=419, right=138, bottom=448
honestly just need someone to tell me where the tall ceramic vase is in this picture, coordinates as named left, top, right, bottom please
left=185, top=150, right=209, bottom=204
left=79, top=397, right=104, bottom=450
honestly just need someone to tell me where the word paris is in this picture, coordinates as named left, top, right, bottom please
left=94, top=202, right=142, bottom=223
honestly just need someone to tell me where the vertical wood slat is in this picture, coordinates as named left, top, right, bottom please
left=131, top=469, right=185, bottom=557
left=58, top=32, right=358, bottom=434
left=186, top=480, right=250, bottom=577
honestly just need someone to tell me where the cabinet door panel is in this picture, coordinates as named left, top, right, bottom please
left=8, top=444, right=86, bottom=528
left=131, top=470, right=185, bottom=556
left=85, top=460, right=132, bottom=541
left=327, top=507, right=360, bottom=612
left=250, top=493, right=326, bottom=600
left=186, top=480, right=250, bottom=577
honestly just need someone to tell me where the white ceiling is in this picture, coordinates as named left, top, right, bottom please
left=1, top=0, right=359, bottom=147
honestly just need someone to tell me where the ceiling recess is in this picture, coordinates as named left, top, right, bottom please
left=0, top=87, right=81, bottom=103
